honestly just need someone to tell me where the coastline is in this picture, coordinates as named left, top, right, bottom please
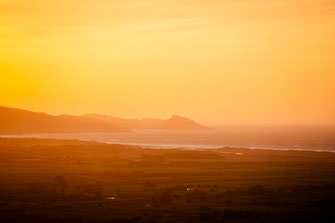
left=1, top=136, right=335, bottom=153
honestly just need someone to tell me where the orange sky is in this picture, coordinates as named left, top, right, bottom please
left=1, top=0, right=335, bottom=125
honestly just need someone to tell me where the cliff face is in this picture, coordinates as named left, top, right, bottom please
left=0, top=106, right=129, bottom=134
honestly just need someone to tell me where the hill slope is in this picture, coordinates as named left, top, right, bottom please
left=0, top=106, right=129, bottom=134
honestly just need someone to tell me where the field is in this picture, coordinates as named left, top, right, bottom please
left=1, top=138, right=335, bottom=223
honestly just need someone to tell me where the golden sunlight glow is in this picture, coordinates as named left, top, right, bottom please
left=1, top=0, right=335, bottom=124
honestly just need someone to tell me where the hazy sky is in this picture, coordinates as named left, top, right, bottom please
left=1, top=0, right=335, bottom=125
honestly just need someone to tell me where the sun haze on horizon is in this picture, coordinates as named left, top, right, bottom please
left=1, top=0, right=335, bottom=125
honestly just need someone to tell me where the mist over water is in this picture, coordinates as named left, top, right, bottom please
left=4, top=125, right=335, bottom=152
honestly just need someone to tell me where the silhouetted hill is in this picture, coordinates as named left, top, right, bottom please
left=0, top=106, right=129, bottom=134
left=83, top=114, right=209, bottom=130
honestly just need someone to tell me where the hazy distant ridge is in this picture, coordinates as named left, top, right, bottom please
left=0, top=106, right=208, bottom=134
left=0, top=106, right=129, bottom=134
left=83, top=114, right=209, bottom=130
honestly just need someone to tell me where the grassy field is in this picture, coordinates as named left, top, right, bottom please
left=0, top=138, right=335, bottom=222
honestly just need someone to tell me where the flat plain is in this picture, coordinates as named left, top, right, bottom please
left=0, top=138, right=335, bottom=223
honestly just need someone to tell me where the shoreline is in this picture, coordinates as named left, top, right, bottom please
left=103, top=141, right=335, bottom=153
left=1, top=136, right=334, bottom=154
